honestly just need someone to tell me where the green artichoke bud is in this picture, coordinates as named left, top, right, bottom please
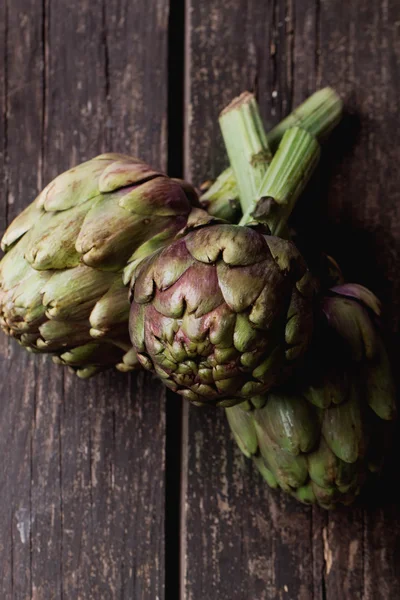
left=0, top=153, right=202, bottom=377
left=226, top=283, right=396, bottom=508
left=129, top=223, right=316, bottom=407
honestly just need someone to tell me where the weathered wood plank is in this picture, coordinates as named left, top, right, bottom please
left=0, top=1, right=169, bottom=598
left=183, top=2, right=316, bottom=599
left=0, top=1, right=5, bottom=241
left=0, top=2, right=44, bottom=598
left=183, top=1, right=400, bottom=599
left=318, top=1, right=400, bottom=598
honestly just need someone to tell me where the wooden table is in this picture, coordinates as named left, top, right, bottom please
left=1, top=1, right=399, bottom=598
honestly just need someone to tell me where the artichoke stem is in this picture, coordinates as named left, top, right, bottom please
left=200, top=167, right=241, bottom=223
left=240, top=127, right=321, bottom=235
left=267, top=87, right=343, bottom=152
left=220, top=96, right=320, bottom=235
left=219, top=91, right=272, bottom=216
left=212, top=87, right=342, bottom=224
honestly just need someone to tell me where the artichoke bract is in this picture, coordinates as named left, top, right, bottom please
left=226, top=283, right=396, bottom=508
left=129, top=224, right=315, bottom=406
left=0, top=153, right=201, bottom=377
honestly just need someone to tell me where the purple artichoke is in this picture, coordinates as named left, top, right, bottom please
left=129, top=223, right=316, bottom=406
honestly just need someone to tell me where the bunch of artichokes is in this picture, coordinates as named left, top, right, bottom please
left=0, top=89, right=331, bottom=380
left=0, top=87, right=395, bottom=509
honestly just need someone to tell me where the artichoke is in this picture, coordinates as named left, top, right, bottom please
left=129, top=116, right=324, bottom=406
left=129, top=224, right=316, bottom=406
left=0, top=153, right=202, bottom=377
left=226, top=282, right=396, bottom=508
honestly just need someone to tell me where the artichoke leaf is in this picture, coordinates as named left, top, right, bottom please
left=99, top=157, right=162, bottom=193
left=323, top=296, right=377, bottom=361
left=366, top=336, right=397, bottom=420
left=42, top=266, right=117, bottom=320
left=76, top=193, right=161, bottom=271
left=255, top=393, right=319, bottom=456
left=1, top=199, right=44, bottom=252
left=225, top=404, right=258, bottom=457
left=185, top=225, right=268, bottom=266
left=24, top=202, right=89, bottom=270
left=254, top=419, right=309, bottom=490
left=330, top=283, right=381, bottom=317
left=39, top=157, right=110, bottom=211
left=90, top=277, right=130, bottom=337
left=119, top=176, right=191, bottom=216
left=322, top=382, right=365, bottom=463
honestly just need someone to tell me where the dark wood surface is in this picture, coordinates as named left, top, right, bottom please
left=1, top=1, right=400, bottom=599
left=0, top=1, right=168, bottom=598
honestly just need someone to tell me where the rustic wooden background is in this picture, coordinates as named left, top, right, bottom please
left=1, top=1, right=399, bottom=598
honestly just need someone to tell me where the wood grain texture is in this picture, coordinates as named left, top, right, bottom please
left=317, top=2, right=400, bottom=599
left=0, top=3, right=44, bottom=598
left=0, top=1, right=169, bottom=598
left=183, top=1, right=400, bottom=599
